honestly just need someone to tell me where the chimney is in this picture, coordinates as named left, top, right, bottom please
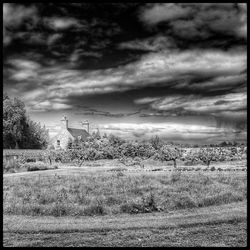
left=80, top=120, right=89, bottom=133
left=61, top=115, right=68, bottom=129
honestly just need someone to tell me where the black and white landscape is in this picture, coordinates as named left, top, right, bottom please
left=3, top=3, right=247, bottom=247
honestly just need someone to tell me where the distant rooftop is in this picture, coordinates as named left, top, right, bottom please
left=67, top=128, right=89, bottom=137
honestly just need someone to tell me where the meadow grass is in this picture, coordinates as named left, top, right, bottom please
left=3, top=171, right=246, bottom=217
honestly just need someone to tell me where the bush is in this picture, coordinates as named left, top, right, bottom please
left=210, top=166, right=216, bottom=171
left=120, top=193, right=158, bottom=214
left=173, top=194, right=197, bottom=209
left=83, top=200, right=106, bottom=216
left=24, top=161, right=58, bottom=171
left=120, top=202, right=144, bottom=214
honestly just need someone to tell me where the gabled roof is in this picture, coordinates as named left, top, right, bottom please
left=67, top=128, right=89, bottom=138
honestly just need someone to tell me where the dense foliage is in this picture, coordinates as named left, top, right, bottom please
left=3, top=93, right=49, bottom=149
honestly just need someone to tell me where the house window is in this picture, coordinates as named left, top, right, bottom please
left=57, top=140, right=60, bottom=146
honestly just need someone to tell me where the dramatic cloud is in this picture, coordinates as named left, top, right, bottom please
left=141, top=92, right=247, bottom=117
left=3, top=3, right=247, bottom=144
left=5, top=47, right=246, bottom=114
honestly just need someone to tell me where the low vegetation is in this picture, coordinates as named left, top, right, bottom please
left=3, top=171, right=246, bottom=217
left=3, top=159, right=58, bottom=173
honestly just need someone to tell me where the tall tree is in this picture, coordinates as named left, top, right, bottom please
left=3, top=94, right=26, bottom=148
left=3, top=93, right=49, bottom=149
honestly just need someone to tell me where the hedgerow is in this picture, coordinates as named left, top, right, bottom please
left=3, top=135, right=247, bottom=168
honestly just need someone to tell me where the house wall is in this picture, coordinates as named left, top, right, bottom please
left=52, top=129, right=75, bottom=150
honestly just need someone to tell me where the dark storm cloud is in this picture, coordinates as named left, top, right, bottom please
left=5, top=47, right=246, bottom=117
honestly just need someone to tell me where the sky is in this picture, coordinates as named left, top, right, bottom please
left=3, top=3, right=247, bottom=144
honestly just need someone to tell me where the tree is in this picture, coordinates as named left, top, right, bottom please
left=154, top=145, right=182, bottom=168
left=197, top=147, right=223, bottom=167
left=108, top=134, right=126, bottom=147
left=92, top=129, right=101, bottom=140
left=21, top=119, right=49, bottom=149
left=3, top=94, right=26, bottom=148
left=3, top=93, right=49, bottom=149
left=150, top=135, right=163, bottom=150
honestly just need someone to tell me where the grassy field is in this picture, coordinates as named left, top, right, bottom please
left=3, top=201, right=247, bottom=247
left=4, top=169, right=247, bottom=216
left=3, top=164, right=247, bottom=247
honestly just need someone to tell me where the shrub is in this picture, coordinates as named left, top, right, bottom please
left=50, top=202, right=68, bottom=217
left=83, top=200, right=106, bottom=216
left=210, top=166, right=216, bottom=171
left=24, top=161, right=58, bottom=171
left=120, top=202, right=144, bottom=214
left=173, top=194, right=197, bottom=209
left=142, top=192, right=158, bottom=212
left=120, top=193, right=158, bottom=214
